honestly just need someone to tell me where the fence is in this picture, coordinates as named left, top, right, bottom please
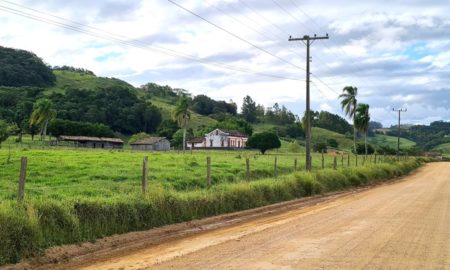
left=8, top=150, right=412, bottom=201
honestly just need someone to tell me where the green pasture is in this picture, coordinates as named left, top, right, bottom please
left=368, top=134, right=416, bottom=150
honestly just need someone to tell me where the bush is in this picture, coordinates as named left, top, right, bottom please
left=327, top=138, right=338, bottom=148
left=247, top=132, right=281, bottom=154
left=352, top=143, right=375, bottom=154
left=313, top=141, right=327, bottom=153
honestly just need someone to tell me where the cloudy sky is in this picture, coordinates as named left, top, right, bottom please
left=1, top=0, right=449, bottom=126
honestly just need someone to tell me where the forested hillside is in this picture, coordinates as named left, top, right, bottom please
left=0, top=46, right=55, bottom=87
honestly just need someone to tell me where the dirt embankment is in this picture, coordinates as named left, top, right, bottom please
left=3, top=163, right=449, bottom=270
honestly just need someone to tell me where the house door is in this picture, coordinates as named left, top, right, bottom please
left=210, top=139, right=213, bottom=147
left=238, top=141, right=241, bottom=148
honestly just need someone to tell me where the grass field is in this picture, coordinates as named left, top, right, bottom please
left=433, top=143, right=450, bottom=154
left=45, top=70, right=135, bottom=95
left=368, top=134, right=416, bottom=150
left=311, top=127, right=354, bottom=150
left=0, top=145, right=353, bottom=201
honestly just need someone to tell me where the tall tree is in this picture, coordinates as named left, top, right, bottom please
left=241, top=95, right=257, bottom=123
left=0, top=119, right=11, bottom=148
left=172, top=96, right=190, bottom=152
left=339, top=86, right=358, bottom=152
left=354, top=103, right=370, bottom=155
left=30, top=98, right=56, bottom=141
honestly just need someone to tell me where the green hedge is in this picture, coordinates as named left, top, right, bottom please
left=0, top=159, right=426, bottom=265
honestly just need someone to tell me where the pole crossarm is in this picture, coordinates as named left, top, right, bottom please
left=289, top=33, right=329, bottom=171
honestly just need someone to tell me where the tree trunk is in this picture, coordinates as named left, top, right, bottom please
left=42, top=119, right=48, bottom=143
left=353, top=126, right=357, bottom=154
left=182, top=127, right=186, bottom=153
left=365, top=131, right=368, bottom=156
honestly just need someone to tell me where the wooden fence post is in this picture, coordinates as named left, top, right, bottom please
left=207, top=156, right=211, bottom=187
left=355, top=155, right=358, bottom=167
left=17, top=157, right=27, bottom=201
left=341, top=154, right=344, bottom=167
left=246, top=158, right=250, bottom=179
left=321, top=150, right=324, bottom=169
left=363, top=155, right=366, bottom=166
left=294, top=158, right=297, bottom=171
left=141, top=156, right=148, bottom=194
left=374, top=154, right=377, bottom=164
left=333, top=156, right=337, bottom=170
left=347, top=153, right=350, bottom=167
left=274, top=156, right=278, bottom=177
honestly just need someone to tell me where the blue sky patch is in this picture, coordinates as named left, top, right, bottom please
left=95, top=51, right=122, bottom=62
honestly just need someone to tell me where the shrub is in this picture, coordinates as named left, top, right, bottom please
left=247, top=132, right=281, bottom=154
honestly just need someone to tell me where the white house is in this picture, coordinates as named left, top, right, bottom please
left=190, top=129, right=248, bottom=149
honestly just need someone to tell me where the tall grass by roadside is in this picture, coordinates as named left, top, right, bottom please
left=0, top=158, right=427, bottom=265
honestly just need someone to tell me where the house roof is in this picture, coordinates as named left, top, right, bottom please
left=59, top=136, right=124, bottom=144
left=187, top=137, right=205, bottom=143
left=130, top=137, right=168, bottom=145
left=222, top=129, right=247, bottom=138
left=207, top=129, right=248, bottom=138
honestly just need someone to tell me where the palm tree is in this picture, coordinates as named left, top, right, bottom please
left=354, top=103, right=370, bottom=156
left=30, top=99, right=56, bottom=142
left=172, top=96, right=190, bottom=152
left=339, top=86, right=358, bottom=152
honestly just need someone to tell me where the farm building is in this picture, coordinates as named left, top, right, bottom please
left=58, top=136, right=124, bottom=149
left=188, top=129, right=248, bottom=149
left=130, top=137, right=170, bottom=151
left=187, top=137, right=206, bottom=148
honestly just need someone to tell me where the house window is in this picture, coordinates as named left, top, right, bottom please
left=216, top=130, right=219, bottom=135
left=221, top=139, right=224, bottom=147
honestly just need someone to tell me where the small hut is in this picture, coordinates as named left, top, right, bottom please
left=187, top=137, right=205, bottom=149
left=58, top=136, right=124, bottom=149
left=130, top=137, right=170, bottom=151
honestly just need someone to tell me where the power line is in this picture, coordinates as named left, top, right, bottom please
left=0, top=2, right=303, bottom=82
left=167, top=0, right=305, bottom=71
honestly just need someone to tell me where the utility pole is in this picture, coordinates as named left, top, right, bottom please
left=289, top=34, right=329, bottom=171
left=392, top=108, right=407, bottom=160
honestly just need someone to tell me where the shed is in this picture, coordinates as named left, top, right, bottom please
left=58, top=136, right=124, bottom=149
left=187, top=137, right=205, bottom=149
left=130, top=137, right=170, bottom=151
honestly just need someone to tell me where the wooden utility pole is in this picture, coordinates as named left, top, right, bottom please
left=207, top=156, right=211, bottom=186
left=141, top=156, right=148, bottom=194
left=289, top=34, right=329, bottom=171
left=393, top=108, right=407, bottom=161
left=18, top=157, right=28, bottom=201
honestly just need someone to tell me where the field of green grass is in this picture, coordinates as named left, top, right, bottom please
left=311, top=127, right=354, bottom=150
left=45, top=70, right=135, bottom=94
left=0, top=146, right=353, bottom=201
left=433, top=143, right=450, bottom=155
left=368, top=134, right=416, bottom=150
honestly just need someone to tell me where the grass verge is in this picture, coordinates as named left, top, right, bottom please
left=0, top=158, right=428, bottom=265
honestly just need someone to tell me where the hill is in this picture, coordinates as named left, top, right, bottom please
left=0, top=46, right=55, bottom=87
left=433, top=143, right=450, bottom=155
left=368, top=134, right=416, bottom=150
left=46, top=69, right=135, bottom=94
left=311, top=127, right=354, bottom=150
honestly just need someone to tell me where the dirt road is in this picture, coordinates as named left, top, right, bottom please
left=10, top=162, right=450, bottom=270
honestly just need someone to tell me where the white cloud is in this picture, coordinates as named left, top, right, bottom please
left=0, top=0, right=449, bottom=126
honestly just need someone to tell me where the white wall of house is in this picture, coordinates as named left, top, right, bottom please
left=205, top=129, right=229, bottom=147
left=204, top=129, right=247, bottom=148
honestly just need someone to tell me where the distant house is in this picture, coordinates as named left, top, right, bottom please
left=58, top=136, right=124, bottom=149
left=188, top=129, right=248, bottom=149
left=187, top=137, right=206, bottom=149
left=130, top=137, right=170, bottom=151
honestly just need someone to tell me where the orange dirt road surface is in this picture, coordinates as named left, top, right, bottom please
left=5, top=162, right=450, bottom=270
